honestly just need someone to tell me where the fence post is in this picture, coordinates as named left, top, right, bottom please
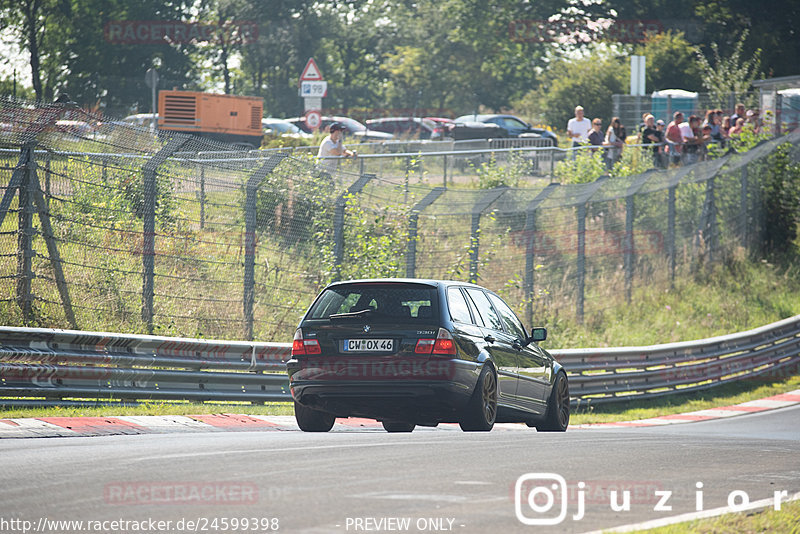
left=523, top=183, right=559, bottom=326
left=668, top=185, right=676, bottom=283
left=332, top=173, right=375, bottom=281
left=624, top=195, right=634, bottom=303
left=199, top=165, right=206, bottom=230
left=17, top=144, right=34, bottom=324
left=576, top=203, right=586, bottom=324
left=740, top=166, right=748, bottom=249
left=442, top=154, right=447, bottom=188
left=573, top=176, right=608, bottom=323
left=698, top=176, right=717, bottom=264
left=406, top=187, right=446, bottom=278
left=141, top=135, right=190, bottom=334
left=468, top=187, right=508, bottom=284
left=243, top=154, right=287, bottom=341
left=623, top=171, right=653, bottom=304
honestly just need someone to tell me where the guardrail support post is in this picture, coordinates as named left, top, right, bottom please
left=244, top=154, right=287, bottom=341
left=141, top=135, right=190, bottom=334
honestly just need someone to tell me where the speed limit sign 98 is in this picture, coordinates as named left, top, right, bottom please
left=305, top=110, right=321, bottom=131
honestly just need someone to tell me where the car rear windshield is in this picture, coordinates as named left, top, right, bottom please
left=307, top=284, right=438, bottom=321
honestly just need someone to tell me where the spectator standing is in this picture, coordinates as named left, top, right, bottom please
left=730, top=117, right=745, bottom=136
left=641, top=114, right=664, bottom=167
left=604, top=117, right=626, bottom=170
left=666, top=111, right=684, bottom=165
left=746, top=109, right=761, bottom=134
left=680, top=115, right=703, bottom=164
left=721, top=116, right=732, bottom=139
left=317, top=122, right=356, bottom=174
left=730, top=103, right=746, bottom=125
left=588, top=118, right=604, bottom=151
left=567, top=106, right=591, bottom=149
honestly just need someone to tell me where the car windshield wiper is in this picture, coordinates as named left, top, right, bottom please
left=329, top=309, right=373, bottom=320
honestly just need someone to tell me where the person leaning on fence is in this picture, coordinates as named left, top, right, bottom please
left=317, top=122, right=356, bottom=177
left=641, top=114, right=664, bottom=168
left=665, top=112, right=684, bottom=166
left=604, top=117, right=626, bottom=170
left=567, top=106, right=591, bottom=159
left=588, top=118, right=604, bottom=152
left=680, top=115, right=703, bottom=164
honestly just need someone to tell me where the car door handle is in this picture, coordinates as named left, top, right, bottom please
left=512, top=341, right=523, bottom=351
left=484, top=335, right=496, bottom=344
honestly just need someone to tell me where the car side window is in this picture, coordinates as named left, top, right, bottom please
left=447, top=288, right=473, bottom=324
left=487, top=293, right=527, bottom=340
left=465, top=289, right=505, bottom=332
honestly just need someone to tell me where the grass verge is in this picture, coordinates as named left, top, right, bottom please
left=637, top=498, right=800, bottom=534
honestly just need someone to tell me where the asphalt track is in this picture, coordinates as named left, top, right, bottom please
left=0, top=406, right=798, bottom=534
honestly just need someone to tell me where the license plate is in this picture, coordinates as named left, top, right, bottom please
left=342, top=339, right=394, bottom=352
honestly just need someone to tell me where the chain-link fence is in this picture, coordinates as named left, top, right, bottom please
left=2, top=99, right=799, bottom=342
left=612, top=91, right=761, bottom=133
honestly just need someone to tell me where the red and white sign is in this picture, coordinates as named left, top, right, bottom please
left=305, top=110, right=322, bottom=130
left=300, top=58, right=323, bottom=81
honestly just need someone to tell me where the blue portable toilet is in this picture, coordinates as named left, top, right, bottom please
left=779, top=88, right=800, bottom=132
left=651, top=89, right=698, bottom=123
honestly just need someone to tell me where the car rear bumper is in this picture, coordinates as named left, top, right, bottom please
left=287, top=356, right=478, bottom=423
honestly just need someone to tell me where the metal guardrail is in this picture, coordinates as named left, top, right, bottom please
left=0, top=326, right=290, bottom=405
left=1, top=316, right=798, bottom=407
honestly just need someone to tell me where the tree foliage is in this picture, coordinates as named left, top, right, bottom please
left=1, top=0, right=796, bottom=119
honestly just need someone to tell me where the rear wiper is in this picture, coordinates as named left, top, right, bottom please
left=329, top=309, right=373, bottom=320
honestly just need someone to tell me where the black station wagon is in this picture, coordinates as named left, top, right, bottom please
left=286, top=279, right=569, bottom=433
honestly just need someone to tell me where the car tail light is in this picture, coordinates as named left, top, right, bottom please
left=414, top=339, right=435, bottom=354
left=432, top=328, right=457, bottom=356
left=292, top=329, right=321, bottom=356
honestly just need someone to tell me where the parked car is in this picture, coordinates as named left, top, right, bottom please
left=454, top=114, right=558, bottom=144
left=287, top=115, right=394, bottom=141
left=424, top=117, right=455, bottom=139
left=286, top=278, right=569, bottom=433
left=262, top=118, right=313, bottom=139
left=447, top=120, right=507, bottom=140
left=365, top=117, right=443, bottom=140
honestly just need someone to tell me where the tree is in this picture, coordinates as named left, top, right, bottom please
left=0, top=0, right=69, bottom=101
left=514, top=50, right=627, bottom=131
left=634, top=31, right=703, bottom=93
left=694, top=29, right=762, bottom=108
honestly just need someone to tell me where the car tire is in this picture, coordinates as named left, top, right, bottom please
left=459, top=365, right=497, bottom=432
left=381, top=421, right=415, bottom=433
left=294, top=401, right=335, bottom=432
left=536, top=372, right=570, bottom=432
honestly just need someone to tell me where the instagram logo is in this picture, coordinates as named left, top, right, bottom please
left=515, top=473, right=571, bottom=526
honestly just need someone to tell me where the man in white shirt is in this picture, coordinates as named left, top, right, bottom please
left=567, top=106, right=591, bottom=147
left=317, top=122, right=356, bottom=173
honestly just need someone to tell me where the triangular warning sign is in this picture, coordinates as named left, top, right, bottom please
left=300, top=58, right=323, bottom=81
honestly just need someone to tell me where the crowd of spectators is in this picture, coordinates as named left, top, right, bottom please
left=568, top=102, right=764, bottom=169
